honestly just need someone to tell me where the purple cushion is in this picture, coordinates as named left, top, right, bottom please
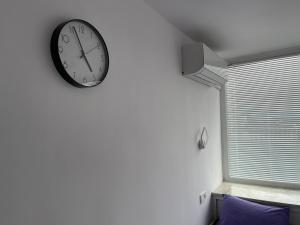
left=218, top=195, right=289, bottom=225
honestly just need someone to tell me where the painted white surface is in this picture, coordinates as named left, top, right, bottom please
left=144, top=0, right=300, bottom=64
left=0, top=0, right=223, bottom=225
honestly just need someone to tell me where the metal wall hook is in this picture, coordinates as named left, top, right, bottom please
left=197, top=126, right=208, bottom=150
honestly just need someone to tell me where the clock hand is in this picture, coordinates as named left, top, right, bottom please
left=72, top=26, right=85, bottom=52
left=82, top=52, right=93, bottom=72
left=80, top=44, right=99, bottom=58
left=72, top=26, right=93, bottom=72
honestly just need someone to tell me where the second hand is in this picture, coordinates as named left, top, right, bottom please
left=80, top=43, right=99, bottom=58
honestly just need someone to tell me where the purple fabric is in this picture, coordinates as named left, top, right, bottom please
left=218, top=195, right=289, bottom=225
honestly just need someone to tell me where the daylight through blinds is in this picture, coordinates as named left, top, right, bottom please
left=225, top=55, right=300, bottom=185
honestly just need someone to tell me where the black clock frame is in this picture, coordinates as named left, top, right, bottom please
left=50, top=19, right=109, bottom=88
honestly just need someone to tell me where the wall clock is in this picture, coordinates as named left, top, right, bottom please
left=50, top=19, right=109, bottom=88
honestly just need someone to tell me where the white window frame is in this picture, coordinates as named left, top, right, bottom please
left=220, top=62, right=300, bottom=189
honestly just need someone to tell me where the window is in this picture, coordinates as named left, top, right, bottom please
left=223, top=55, right=300, bottom=187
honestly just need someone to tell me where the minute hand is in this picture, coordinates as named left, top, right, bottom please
left=72, top=27, right=93, bottom=72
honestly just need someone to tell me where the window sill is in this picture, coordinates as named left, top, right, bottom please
left=212, top=182, right=300, bottom=207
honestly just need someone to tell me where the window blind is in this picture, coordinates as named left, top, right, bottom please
left=225, top=55, right=300, bottom=185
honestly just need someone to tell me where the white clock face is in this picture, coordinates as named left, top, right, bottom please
left=56, top=20, right=108, bottom=87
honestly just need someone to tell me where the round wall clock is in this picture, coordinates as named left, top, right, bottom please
left=50, top=19, right=109, bottom=88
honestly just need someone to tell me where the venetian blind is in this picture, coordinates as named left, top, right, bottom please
left=225, top=55, right=300, bottom=185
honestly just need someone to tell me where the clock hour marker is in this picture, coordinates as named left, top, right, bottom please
left=73, top=72, right=76, bottom=79
left=92, top=74, right=96, bottom=81
left=63, top=61, right=68, bottom=69
left=69, top=25, right=73, bottom=34
left=83, top=77, right=87, bottom=83
left=58, top=46, right=63, bottom=53
left=61, top=34, right=70, bottom=43
left=78, top=24, right=84, bottom=34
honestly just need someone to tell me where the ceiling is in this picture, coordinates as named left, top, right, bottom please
left=144, top=0, right=300, bottom=64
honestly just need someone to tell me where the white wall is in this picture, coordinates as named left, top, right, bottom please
left=0, top=0, right=223, bottom=225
